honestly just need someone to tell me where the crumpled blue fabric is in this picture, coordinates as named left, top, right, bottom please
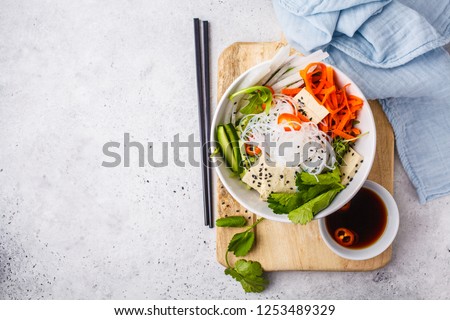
left=273, top=0, right=450, bottom=203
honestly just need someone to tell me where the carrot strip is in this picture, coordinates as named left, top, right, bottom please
left=334, top=129, right=355, bottom=140
left=320, top=85, right=336, bottom=105
left=352, top=127, right=361, bottom=135
left=281, top=87, right=302, bottom=96
left=300, top=68, right=313, bottom=94
left=299, top=63, right=364, bottom=139
left=326, top=66, right=334, bottom=86
left=336, top=112, right=351, bottom=132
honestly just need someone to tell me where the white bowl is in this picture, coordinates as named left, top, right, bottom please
left=211, top=60, right=376, bottom=223
left=318, top=180, right=399, bottom=260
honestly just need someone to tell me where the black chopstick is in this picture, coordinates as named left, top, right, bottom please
left=202, top=21, right=214, bottom=229
left=194, top=18, right=213, bottom=228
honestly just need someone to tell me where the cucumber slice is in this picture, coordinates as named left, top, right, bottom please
left=217, top=125, right=235, bottom=172
left=224, top=123, right=242, bottom=173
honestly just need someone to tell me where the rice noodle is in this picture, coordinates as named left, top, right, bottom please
left=231, top=47, right=335, bottom=175
left=240, top=95, right=336, bottom=175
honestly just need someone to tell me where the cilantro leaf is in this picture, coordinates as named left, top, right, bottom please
left=228, top=231, right=255, bottom=257
left=225, top=218, right=263, bottom=257
left=216, top=216, right=247, bottom=227
left=298, top=183, right=342, bottom=203
left=268, top=181, right=343, bottom=215
left=225, top=259, right=268, bottom=293
left=288, top=206, right=314, bottom=225
left=222, top=219, right=266, bottom=293
left=298, top=166, right=341, bottom=185
left=288, top=186, right=343, bottom=224
left=268, top=168, right=345, bottom=224
left=267, top=192, right=304, bottom=214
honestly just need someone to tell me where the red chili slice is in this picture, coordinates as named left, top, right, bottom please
left=245, top=144, right=261, bottom=156
left=278, top=113, right=302, bottom=131
left=334, top=227, right=358, bottom=247
left=339, top=201, right=351, bottom=212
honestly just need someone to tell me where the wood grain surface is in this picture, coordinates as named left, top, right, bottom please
left=216, top=42, right=394, bottom=271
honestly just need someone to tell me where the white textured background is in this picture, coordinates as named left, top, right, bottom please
left=0, top=0, right=449, bottom=299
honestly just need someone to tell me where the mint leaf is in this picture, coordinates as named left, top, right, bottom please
left=225, top=259, right=268, bottom=293
left=216, top=216, right=247, bottom=227
left=228, top=231, right=255, bottom=257
left=288, top=186, right=343, bottom=224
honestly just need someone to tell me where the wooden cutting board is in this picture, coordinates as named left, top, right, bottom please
left=216, top=42, right=394, bottom=271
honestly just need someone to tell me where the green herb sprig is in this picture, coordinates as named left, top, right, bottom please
left=268, top=167, right=344, bottom=225
left=216, top=217, right=268, bottom=293
left=229, top=86, right=273, bottom=115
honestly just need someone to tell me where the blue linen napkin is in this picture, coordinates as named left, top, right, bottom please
left=273, top=0, right=450, bottom=203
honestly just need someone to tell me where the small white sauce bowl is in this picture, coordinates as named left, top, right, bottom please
left=318, top=180, right=399, bottom=260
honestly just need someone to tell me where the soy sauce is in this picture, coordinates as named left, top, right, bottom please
left=325, top=187, right=387, bottom=249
